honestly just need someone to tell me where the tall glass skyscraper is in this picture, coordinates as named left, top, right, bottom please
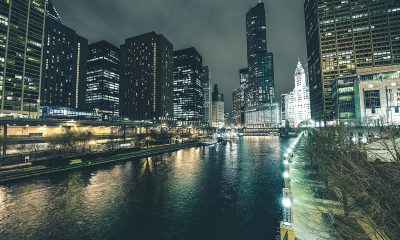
left=0, top=0, right=46, bottom=117
left=86, top=41, right=120, bottom=119
left=244, top=1, right=277, bottom=128
left=211, top=84, right=224, bottom=128
left=120, top=32, right=174, bottom=124
left=202, top=66, right=211, bottom=126
left=41, top=0, right=88, bottom=111
left=232, top=88, right=242, bottom=126
left=304, top=0, right=400, bottom=123
left=172, top=47, right=204, bottom=126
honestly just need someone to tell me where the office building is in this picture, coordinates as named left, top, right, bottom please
left=304, top=0, right=400, bottom=124
left=202, top=66, right=211, bottom=126
left=285, top=61, right=311, bottom=127
left=120, top=32, right=174, bottom=124
left=245, top=103, right=280, bottom=128
left=41, top=1, right=88, bottom=111
left=86, top=41, right=120, bottom=119
left=356, top=69, right=400, bottom=126
left=333, top=68, right=400, bottom=126
left=240, top=68, right=249, bottom=89
left=332, top=77, right=356, bottom=122
left=281, top=93, right=289, bottom=125
left=211, top=84, right=224, bottom=128
left=232, top=88, right=242, bottom=126
left=173, top=47, right=204, bottom=126
left=0, top=0, right=46, bottom=117
left=245, top=2, right=277, bottom=128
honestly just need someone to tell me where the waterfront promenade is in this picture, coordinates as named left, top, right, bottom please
left=290, top=149, right=338, bottom=239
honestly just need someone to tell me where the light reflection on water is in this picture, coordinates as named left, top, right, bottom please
left=0, top=137, right=294, bottom=240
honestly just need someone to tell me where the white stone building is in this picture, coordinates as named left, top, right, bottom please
left=356, top=69, right=400, bottom=126
left=212, top=100, right=225, bottom=128
left=285, top=61, right=311, bottom=127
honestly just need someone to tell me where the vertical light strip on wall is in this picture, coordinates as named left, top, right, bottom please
left=153, top=42, right=157, bottom=113
left=76, top=42, right=81, bottom=109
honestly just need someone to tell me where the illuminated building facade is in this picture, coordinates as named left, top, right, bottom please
left=173, top=47, right=204, bottom=126
left=285, top=61, right=311, bottom=127
left=232, top=88, right=242, bottom=126
left=356, top=69, right=400, bottom=125
left=120, top=32, right=174, bottom=124
left=281, top=93, right=289, bottom=125
left=332, top=77, right=356, bottom=122
left=41, top=1, right=88, bottom=111
left=239, top=68, right=249, bottom=125
left=211, top=84, right=224, bottom=128
left=202, top=66, right=211, bottom=126
left=245, top=1, right=277, bottom=128
left=304, top=0, right=400, bottom=124
left=240, top=68, right=249, bottom=89
left=86, top=41, right=119, bottom=119
left=333, top=68, right=400, bottom=126
left=0, top=0, right=46, bottom=117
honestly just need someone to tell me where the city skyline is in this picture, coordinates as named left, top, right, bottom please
left=51, top=0, right=308, bottom=113
left=0, top=1, right=399, bottom=240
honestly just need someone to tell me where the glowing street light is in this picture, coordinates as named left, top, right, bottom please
left=361, top=137, right=367, bottom=144
left=284, top=160, right=289, bottom=165
left=283, top=171, right=289, bottom=179
left=282, top=197, right=292, bottom=208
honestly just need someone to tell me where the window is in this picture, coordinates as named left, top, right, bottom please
left=364, top=90, right=381, bottom=109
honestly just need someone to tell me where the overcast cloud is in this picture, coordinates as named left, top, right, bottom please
left=52, top=0, right=307, bottom=113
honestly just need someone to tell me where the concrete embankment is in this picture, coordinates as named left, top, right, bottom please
left=0, top=142, right=201, bottom=184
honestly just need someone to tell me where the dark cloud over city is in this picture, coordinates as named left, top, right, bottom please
left=52, top=0, right=307, bottom=112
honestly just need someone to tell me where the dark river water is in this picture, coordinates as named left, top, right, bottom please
left=0, top=137, right=294, bottom=240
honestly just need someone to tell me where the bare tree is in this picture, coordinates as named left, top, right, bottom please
left=299, top=125, right=400, bottom=239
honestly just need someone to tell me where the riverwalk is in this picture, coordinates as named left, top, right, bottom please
left=282, top=132, right=338, bottom=240
left=290, top=153, right=339, bottom=239
left=0, top=142, right=201, bottom=184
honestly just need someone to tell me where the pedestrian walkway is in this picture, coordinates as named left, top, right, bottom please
left=290, top=150, right=339, bottom=240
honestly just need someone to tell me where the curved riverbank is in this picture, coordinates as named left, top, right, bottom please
left=0, top=142, right=200, bottom=184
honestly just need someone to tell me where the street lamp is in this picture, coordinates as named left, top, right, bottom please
left=283, top=171, right=289, bottom=179
left=282, top=197, right=292, bottom=208
left=284, top=160, right=289, bottom=165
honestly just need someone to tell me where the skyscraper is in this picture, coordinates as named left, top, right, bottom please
left=285, top=61, right=311, bottom=127
left=172, top=47, right=204, bottom=126
left=304, top=0, right=400, bottom=123
left=232, top=88, right=242, bottom=126
left=0, top=0, right=47, bottom=117
left=211, top=84, right=224, bottom=128
left=239, top=68, right=249, bottom=89
left=233, top=68, right=250, bottom=127
left=245, top=1, right=277, bottom=128
left=120, top=32, right=174, bottom=124
left=41, top=1, right=88, bottom=111
left=86, top=41, right=120, bottom=119
left=202, top=66, right=211, bottom=126
left=280, top=93, right=289, bottom=124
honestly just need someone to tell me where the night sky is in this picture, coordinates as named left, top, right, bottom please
left=52, top=0, right=307, bottom=113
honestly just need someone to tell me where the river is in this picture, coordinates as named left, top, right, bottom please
left=0, top=137, right=294, bottom=240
